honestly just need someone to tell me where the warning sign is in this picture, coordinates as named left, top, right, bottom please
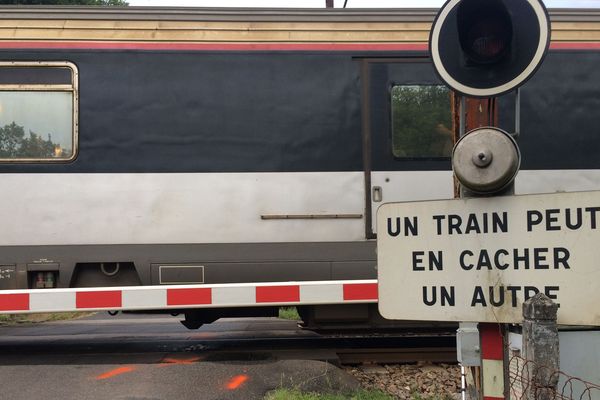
left=377, top=191, right=600, bottom=325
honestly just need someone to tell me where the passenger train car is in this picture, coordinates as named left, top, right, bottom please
left=0, top=6, right=599, bottom=329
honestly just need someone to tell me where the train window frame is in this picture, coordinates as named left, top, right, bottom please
left=0, top=61, right=79, bottom=163
left=389, top=83, right=453, bottom=161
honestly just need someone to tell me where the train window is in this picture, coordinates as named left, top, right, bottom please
left=0, top=62, right=78, bottom=162
left=391, top=85, right=452, bottom=158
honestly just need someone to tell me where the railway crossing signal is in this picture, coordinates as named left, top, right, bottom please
left=381, top=2, right=558, bottom=398
left=429, top=0, right=551, bottom=98
left=379, top=0, right=556, bottom=320
left=430, top=0, right=551, bottom=194
left=428, top=2, right=553, bottom=397
left=379, top=3, right=595, bottom=397
left=379, top=0, right=560, bottom=322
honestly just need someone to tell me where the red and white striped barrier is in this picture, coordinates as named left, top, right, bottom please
left=0, top=279, right=378, bottom=314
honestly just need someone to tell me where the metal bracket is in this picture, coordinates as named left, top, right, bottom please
left=512, top=87, right=521, bottom=139
left=457, top=88, right=521, bottom=139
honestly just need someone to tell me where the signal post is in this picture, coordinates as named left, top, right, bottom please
left=451, top=96, right=509, bottom=399
left=438, top=1, right=549, bottom=398
left=378, top=0, right=550, bottom=399
left=432, top=0, right=550, bottom=394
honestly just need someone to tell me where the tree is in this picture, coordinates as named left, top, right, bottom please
left=19, top=131, right=56, bottom=158
left=0, top=0, right=128, bottom=5
left=0, top=122, right=25, bottom=158
left=0, top=122, right=64, bottom=159
left=391, top=85, right=453, bottom=158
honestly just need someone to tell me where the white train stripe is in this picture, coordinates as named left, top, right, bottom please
left=0, top=172, right=365, bottom=246
left=1, top=170, right=599, bottom=246
left=515, top=169, right=600, bottom=194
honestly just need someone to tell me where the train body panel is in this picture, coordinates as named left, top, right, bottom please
left=0, top=172, right=366, bottom=246
left=0, top=7, right=599, bottom=328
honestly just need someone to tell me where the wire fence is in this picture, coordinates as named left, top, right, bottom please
left=509, top=355, right=600, bottom=400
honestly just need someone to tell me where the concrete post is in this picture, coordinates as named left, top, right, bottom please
left=522, top=293, right=559, bottom=400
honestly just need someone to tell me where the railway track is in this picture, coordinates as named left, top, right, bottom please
left=336, top=345, right=456, bottom=365
left=0, top=314, right=457, bottom=366
left=0, top=330, right=457, bottom=365
left=194, top=333, right=458, bottom=365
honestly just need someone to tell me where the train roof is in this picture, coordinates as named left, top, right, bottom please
left=0, top=7, right=597, bottom=21
left=0, top=7, right=597, bottom=46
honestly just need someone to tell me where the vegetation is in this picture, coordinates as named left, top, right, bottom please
left=265, top=388, right=457, bottom=400
left=0, top=312, right=94, bottom=324
left=391, top=85, right=453, bottom=158
left=278, top=307, right=301, bottom=320
left=0, top=0, right=128, bottom=5
left=410, top=393, right=455, bottom=400
left=265, top=388, right=393, bottom=400
left=0, top=122, right=66, bottom=159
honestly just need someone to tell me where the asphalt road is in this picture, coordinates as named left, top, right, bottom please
left=0, top=313, right=358, bottom=400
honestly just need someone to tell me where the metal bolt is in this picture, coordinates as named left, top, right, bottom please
left=472, top=149, right=493, bottom=168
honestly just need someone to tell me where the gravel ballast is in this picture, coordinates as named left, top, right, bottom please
left=344, top=362, right=462, bottom=400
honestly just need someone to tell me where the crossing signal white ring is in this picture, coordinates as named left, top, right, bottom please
left=430, top=0, right=550, bottom=98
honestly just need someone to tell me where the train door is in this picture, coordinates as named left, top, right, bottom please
left=361, top=58, right=455, bottom=238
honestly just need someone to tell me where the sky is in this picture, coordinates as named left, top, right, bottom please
left=128, top=0, right=600, bottom=8
left=0, top=92, right=72, bottom=149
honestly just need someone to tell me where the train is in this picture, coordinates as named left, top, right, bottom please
left=0, top=6, right=599, bottom=330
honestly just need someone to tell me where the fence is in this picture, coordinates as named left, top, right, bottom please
left=461, top=294, right=600, bottom=400
left=508, top=355, right=600, bottom=400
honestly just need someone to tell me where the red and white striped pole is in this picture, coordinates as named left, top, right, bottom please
left=480, top=323, right=506, bottom=400
left=0, top=279, right=378, bottom=314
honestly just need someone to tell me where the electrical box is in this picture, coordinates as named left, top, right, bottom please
left=457, top=322, right=481, bottom=366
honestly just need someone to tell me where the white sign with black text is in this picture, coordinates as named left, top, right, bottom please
left=377, top=191, right=600, bottom=326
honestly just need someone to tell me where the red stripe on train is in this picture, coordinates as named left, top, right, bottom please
left=550, top=42, right=600, bottom=50
left=0, top=41, right=428, bottom=51
left=167, top=288, right=212, bottom=306
left=76, top=290, right=122, bottom=309
left=0, top=293, right=29, bottom=311
left=256, top=285, right=300, bottom=303
left=343, top=283, right=378, bottom=301
left=0, top=41, right=597, bottom=51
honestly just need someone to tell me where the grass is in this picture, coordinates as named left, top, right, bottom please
left=278, top=307, right=301, bottom=320
left=265, top=389, right=456, bottom=400
left=265, top=388, right=393, bottom=400
left=0, top=312, right=95, bottom=325
left=410, top=393, right=455, bottom=400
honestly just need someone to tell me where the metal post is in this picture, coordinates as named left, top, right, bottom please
left=459, top=96, right=466, bottom=137
left=480, top=323, right=506, bottom=400
left=513, top=88, right=521, bottom=139
left=454, top=96, right=511, bottom=399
